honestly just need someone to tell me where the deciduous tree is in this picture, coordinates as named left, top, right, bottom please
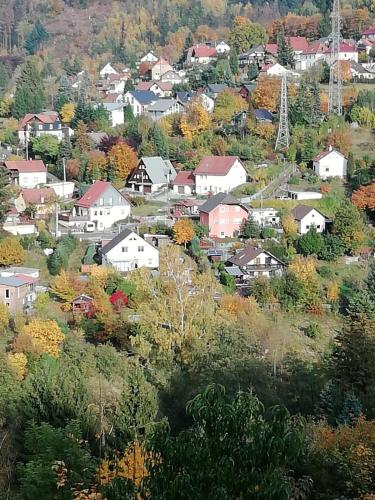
left=107, top=141, right=138, bottom=182
left=0, top=237, right=25, bottom=266
left=179, top=101, right=211, bottom=140
left=22, top=319, right=64, bottom=357
left=173, top=219, right=195, bottom=247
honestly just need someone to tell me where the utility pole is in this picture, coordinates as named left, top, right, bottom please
left=328, top=0, right=342, bottom=116
left=275, top=72, right=290, bottom=151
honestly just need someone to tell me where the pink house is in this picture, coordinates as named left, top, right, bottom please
left=199, top=192, right=248, bottom=238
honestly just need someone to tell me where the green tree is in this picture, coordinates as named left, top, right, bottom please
left=298, top=228, right=324, bottom=256
left=0, top=166, right=10, bottom=223
left=241, top=215, right=260, bottom=239
left=12, top=60, right=45, bottom=119
left=31, top=135, right=60, bottom=164
left=55, top=75, right=73, bottom=112
left=148, top=124, right=169, bottom=157
left=347, top=151, right=355, bottom=179
left=24, top=20, right=48, bottom=55
left=318, top=233, right=345, bottom=261
left=0, top=62, right=9, bottom=99
left=301, top=132, right=316, bottom=163
left=229, top=17, right=267, bottom=53
left=247, top=62, right=259, bottom=81
left=145, top=384, right=305, bottom=500
left=229, top=47, right=239, bottom=76
left=332, top=201, right=364, bottom=255
left=277, top=29, right=294, bottom=68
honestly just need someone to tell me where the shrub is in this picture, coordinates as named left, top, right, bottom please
left=289, top=175, right=300, bottom=185
left=305, top=323, right=321, bottom=339
left=261, top=227, right=277, bottom=239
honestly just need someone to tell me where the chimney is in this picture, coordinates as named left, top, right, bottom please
left=328, top=144, right=333, bottom=152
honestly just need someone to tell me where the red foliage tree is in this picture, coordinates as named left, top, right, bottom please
left=110, top=290, right=129, bottom=310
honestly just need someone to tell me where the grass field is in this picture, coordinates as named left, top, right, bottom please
left=132, top=200, right=167, bottom=217
left=350, top=127, right=375, bottom=159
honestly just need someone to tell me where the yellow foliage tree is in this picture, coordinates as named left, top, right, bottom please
left=87, top=150, right=108, bottom=180
left=289, top=255, right=317, bottom=283
left=255, top=123, right=276, bottom=140
left=60, top=102, right=76, bottom=123
left=0, top=237, right=25, bottom=266
left=179, top=101, right=211, bottom=140
left=213, top=89, right=245, bottom=123
left=7, top=352, right=27, bottom=380
left=281, top=214, right=298, bottom=240
left=219, top=295, right=259, bottom=317
left=252, top=76, right=281, bottom=113
left=107, top=142, right=138, bottom=182
left=22, top=319, right=64, bottom=357
left=0, top=302, right=9, bottom=330
left=88, top=266, right=112, bottom=289
left=327, top=281, right=339, bottom=303
left=50, top=270, right=82, bottom=303
left=173, top=219, right=195, bottom=247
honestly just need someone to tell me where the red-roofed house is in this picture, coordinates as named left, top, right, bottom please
left=4, top=160, right=47, bottom=188
left=266, top=37, right=308, bottom=65
left=194, top=156, right=247, bottom=195
left=136, top=81, right=173, bottom=97
left=362, top=27, right=375, bottom=41
left=74, top=181, right=131, bottom=230
left=18, top=111, right=74, bottom=146
left=297, top=41, right=358, bottom=70
left=186, top=44, right=218, bottom=65
left=151, top=58, right=173, bottom=81
left=15, top=187, right=56, bottom=218
left=172, top=171, right=195, bottom=195
left=312, top=146, right=347, bottom=179
left=324, top=42, right=358, bottom=65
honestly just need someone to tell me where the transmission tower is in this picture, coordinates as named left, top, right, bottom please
left=328, top=0, right=342, bottom=115
left=275, top=72, right=290, bottom=151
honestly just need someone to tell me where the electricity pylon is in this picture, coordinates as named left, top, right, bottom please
left=328, top=0, right=342, bottom=116
left=275, top=72, right=290, bottom=151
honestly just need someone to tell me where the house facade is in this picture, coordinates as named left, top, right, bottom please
left=4, top=160, right=47, bottom=188
left=16, top=187, right=56, bottom=218
left=194, top=156, right=247, bottom=195
left=199, top=192, right=248, bottom=238
left=249, top=208, right=280, bottom=227
left=101, top=229, right=159, bottom=272
left=18, top=112, right=74, bottom=146
left=172, top=171, right=195, bottom=195
left=147, top=99, right=182, bottom=121
left=313, top=147, right=347, bottom=179
left=291, top=205, right=326, bottom=234
left=102, top=102, right=125, bottom=127
left=0, top=267, right=40, bottom=313
left=75, top=181, right=131, bottom=230
left=186, top=44, right=218, bottom=65
left=124, top=90, right=158, bottom=117
left=127, top=156, right=176, bottom=193
left=151, top=58, right=173, bottom=80
left=227, top=246, right=284, bottom=279
left=100, top=63, right=118, bottom=78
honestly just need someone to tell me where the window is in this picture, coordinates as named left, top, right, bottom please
left=148, top=259, right=153, bottom=265
left=106, top=210, right=110, bottom=215
left=99, top=211, right=103, bottom=216
left=5, top=289, right=9, bottom=298
left=325, top=167, right=329, bottom=172
left=49, top=124, right=53, bottom=130
left=220, top=206, right=225, bottom=212
left=94, top=210, right=98, bottom=216
left=33, top=177, right=38, bottom=182
left=121, top=246, right=128, bottom=252
left=220, top=231, right=225, bottom=236
left=317, top=225, right=321, bottom=229
left=255, top=257, right=261, bottom=265
left=99, top=198, right=104, bottom=206
left=109, top=197, right=113, bottom=205
left=38, top=124, right=43, bottom=130
left=138, top=246, right=144, bottom=252
left=266, top=257, right=272, bottom=265
left=235, top=206, right=240, bottom=212
left=306, top=225, right=310, bottom=229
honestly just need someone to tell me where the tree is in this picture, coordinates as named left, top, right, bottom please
left=0, top=302, right=9, bottom=330
left=0, top=237, right=25, bottom=266
left=252, top=76, right=281, bottom=112
left=145, top=384, right=305, bottom=500
left=24, top=20, right=48, bottom=55
left=241, top=215, right=260, bottom=239
left=31, top=135, right=60, bottom=164
left=277, top=29, right=294, bottom=67
left=229, top=17, right=268, bottom=53
left=0, top=62, right=9, bottom=99
left=55, top=75, right=73, bottom=112
left=247, top=62, right=259, bottom=81
left=332, top=201, right=365, bottom=255
left=318, top=234, right=344, bottom=261
left=298, top=228, right=324, bottom=256
left=50, top=270, right=82, bottom=303
left=347, top=151, right=355, bottom=179
left=281, top=213, right=298, bottom=241
left=301, top=132, right=316, bottom=163
left=107, top=142, right=138, bottom=182
left=86, top=150, right=108, bottom=181
left=73, top=121, right=92, bottom=154
left=22, top=319, right=64, bottom=357
left=179, top=101, right=211, bottom=140
left=0, top=167, right=10, bottom=223
left=12, top=60, right=45, bottom=119
left=366, top=260, right=375, bottom=297
left=229, top=47, right=239, bottom=76
left=60, top=102, right=75, bottom=123
left=173, top=219, right=195, bottom=247
left=352, top=182, right=375, bottom=212
left=148, top=124, right=169, bottom=157
left=213, top=89, right=245, bottom=123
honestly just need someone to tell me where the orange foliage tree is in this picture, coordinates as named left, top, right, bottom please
left=173, top=219, right=195, bottom=248
left=21, top=319, right=64, bottom=357
left=252, top=76, right=281, bottom=113
left=352, top=182, right=375, bottom=211
left=87, top=150, right=108, bottom=180
left=179, top=101, right=211, bottom=140
left=0, top=237, right=25, bottom=266
left=325, top=129, right=352, bottom=156
left=107, top=142, right=138, bottom=182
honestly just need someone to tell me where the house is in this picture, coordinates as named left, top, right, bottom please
left=101, top=102, right=125, bottom=127
left=71, top=294, right=94, bottom=317
left=147, top=98, right=182, bottom=121
left=194, top=156, right=247, bottom=195
left=18, top=112, right=74, bottom=146
left=361, top=27, right=375, bottom=41
left=291, top=205, right=326, bottom=234
left=135, top=81, right=173, bottom=97
left=151, top=58, right=173, bottom=81
left=172, top=171, right=195, bottom=195
left=196, top=92, right=215, bottom=113
left=100, top=229, right=159, bottom=272
left=357, top=38, right=373, bottom=56
left=143, top=233, right=171, bottom=248
left=227, top=246, right=284, bottom=279
left=0, top=267, right=40, bottom=313
left=324, top=42, right=358, bottom=65
left=173, top=199, right=202, bottom=217
left=287, top=190, right=322, bottom=201
left=297, top=41, right=358, bottom=71
left=15, top=187, right=56, bottom=218
left=213, top=40, right=231, bottom=54
left=186, top=44, right=218, bottom=65
left=260, top=62, right=289, bottom=76
left=100, top=63, right=118, bottom=78
left=266, top=37, right=309, bottom=65
left=102, top=93, right=124, bottom=104
left=140, top=51, right=159, bottom=63
left=206, top=84, right=228, bottom=99
left=107, top=73, right=129, bottom=94
left=255, top=109, right=273, bottom=123
left=75, top=181, right=131, bottom=230
left=350, top=60, right=375, bottom=80
left=238, top=45, right=267, bottom=68
left=312, top=146, right=347, bottom=179
left=127, top=156, right=177, bottom=193
left=248, top=208, right=280, bottom=227
left=161, top=70, right=186, bottom=85
left=124, top=90, right=158, bottom=117
left=4, top=160, right=47, bottom=188
left=199, top=192, right=248, bottom=238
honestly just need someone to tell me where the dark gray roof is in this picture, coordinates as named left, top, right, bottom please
left=350, top=61, right=370, bottom=73
left=207, top=84, right=228, bottom=93
left=147, top=99, right=178, bottom=112
left=129, top=90, right=157, bottom=105
left=199, top=192, right=245, bottom=213
left=101, top=229, right=134, bottom=255
left=139, top=157, right=177, bottom=184
left=228, top=246, right=283, bottom=267
left=291, top=204, right=326, bottom=221
left=255, top=109, right=273, bottom=121
left=0, top=276, right=26, bottom=287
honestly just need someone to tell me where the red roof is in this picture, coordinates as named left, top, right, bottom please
left=76, top=181, right=112, bottom=208
left=266, top=37, right=308, bottom=55
left=152, top=57, right=171, bottom=67
left=190, top=44, right=217, bottom=58
left=136, top=81, right=153, bottom=91
left=194, top=156, right=240, bottom=176
left=19, top=113, right=59, bottom=129
left=266, top=43, right=277, bottom=55
left=21, top=187, right=55, bottom=204
left=360, top=39, right=373, bottom=47
left=313, top=147, right=345, bottom=161
left=14, top=274, right=39, bottom=284
left=362, top=27, right=375, bottom=35
left=323, top=42, right=357, bottom=54
left=157, top=81, right=173, bottom=91
left=303, top=41, right=326, bottom=55
left=172, top=171, right=195, bottom=186
left=4, top=160, right=46, bottom=173
left=102, top=93, right=122, bottom=103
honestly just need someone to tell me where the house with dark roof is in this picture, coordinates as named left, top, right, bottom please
left=312, top=145, right=347, bottom=179
left=206, top=84, right=228, bottom=98
left=194, top=156, right=247, bottom=195
left=74, top=181, right=131, bottom=230
left=147, top=98, right=182, bottom=121
left=100, top=229, right=159, bottom=272
left=18, top=111, right=74, bottom=146
left=227, top=245, right=284, bottom=280
left=199, top=192, right=248, bottom=238
left=124, top=90, right=158, bottom=117
left=4, top=160, right=47, bottom=188
left=128, top=157, right=177, bottom=193
left=254, top=109, right=273, bottom=123
left=291, top=205, right=327, bottom=234
left=172, top=171, right=195, bottom=195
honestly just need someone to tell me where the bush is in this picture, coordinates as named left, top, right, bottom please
left=261, top=227, right=277, bottom=239
left=289, top=175, right=300, bottom=185
left=305, top=323, right=321, bottom=339
left=317, top=265, right=335, bottom=279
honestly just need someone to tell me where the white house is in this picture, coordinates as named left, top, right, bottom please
left=151, top=58, right=173, bottom=81
left=75, top=181, right=131, bottom=230
left=160, top=70, right=186, bottom=85
left=4, top=160, right=47, bottom=188
left=127, top=157, right=177, bottom=193
left=147, top=99, right=182, bottom=121
left=124, top=90, right=158, bottom=117
left=214, top=40, right=231, bottom=54
left=291, top=205, right=326, bottom=234
left=100, top=63, right=118, bottom=78
left=102, top=102, right=125, bottom=127
left=194, top=156, right=247, bottom=195
left=227, top=246, right=284, bottom=279
left=186, top=44, right=218, bottom=65
left=18, top=112, right=74, bottom=146
left=248, top=208, right=280, bottom=227
left=172, top=171, right=195, bottom=195
left=140, top=51, right=159, bottom=63
left=297, top=41, right=358, bottom=71
left=312, top=146, right=347, bottom=180
left=101, top=229, right=159, bottom=272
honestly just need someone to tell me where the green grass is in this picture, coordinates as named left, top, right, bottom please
left=132, top=201, right=167, bottom=217
left=350, top=127, right=375, bottom=159
left=24, top=248, right=50, bottom=285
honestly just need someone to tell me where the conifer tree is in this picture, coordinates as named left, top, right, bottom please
left=12, top=60, right=45, bottom=119
left=0, top=167, right=10, bottom=223
left=229, top=48, right=239, bottom=76
left=149, top=124, right=169, bottom=157
left=55, top=75, right=73, bottom=112
left=0, top=63, right=9, bottom=99
left=24, top=20, right=48, bottom=55
left=241, top=215, right=260, bottom=239
left=277, top=28, right=294, bottom=68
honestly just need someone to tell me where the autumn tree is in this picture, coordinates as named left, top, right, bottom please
left=0, top=166, right=11, bottom=223
left=73, top=121, right=92, bottom=154
left=332, top=201, right=365, bottom=255
left=60, top=102, right=75, bottom=123
left=229, top=16, right=268, bottom=53
left=173, top=219, right=195, bottom=248
left=281, top=213, right=298, bottom=241
left=0, top=302, right=9, bottom=330
left=0, top=237, right=25, bottom=266
left=107, top=141, right=138, bottom=182
left=213, top=89, right=245, bottom=123
left=86, top=150, right=108, bottom=180
left=352, top=182, right=375, bottom=212
left=179, top=101, right=211, bottom=140
left=50, top=270, right=83, bottom=303
left=252, top=76, right=281, bottom=113
left=21, top=319, right=64, bottom=357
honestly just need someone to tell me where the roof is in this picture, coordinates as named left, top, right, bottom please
left=137, top=157, right=176, bottom=184
left=153, top=57, right=171, bottom=67
left=190, top=44, right=217, bottom=58
left=21, top=187, right=55, bottom=204
left=101, top=229, right=136, bottom=255
left=147, top=98, right=178, bottom=112
left=266, top=37, right=308, bottom=55
left=229, top=246, right=283, bottom=267
left=266, top=43, right=278, bottom=55
left=19, top=112, right=59, bottom=128
left=128, top=90, right=157, bottom=105
left=362, top=27, right=375, bottom=35
left=72, top=294, right=93, bottom=303
left=4, top=160, right=47, bottom=173
left=350, top=60, right=370, bottom=73
left=102, top=93, right=123, bottom=103
left=255, top=109, right=273, bottom=121
left=323, top=42, right=357, bottom=53
left=0, top=276, right=30, bottom=287
left=313, top=147, right=346, bottom=161
left=76, top=181, right=128, bottom=208
left=291, top=204, right=325, bottom=221
left=199, top=192, right=245, bottom=213
left=136, top=81, right=153, bottom=91
left=156, top=81, right=173, bottom=91
left=303, top=41, right=327, bottom=55
left=172, top=170, right=195, bottom=186
left=207, top=84, right=228, bottom=93
left=102, top=102, right=125, bottom=112
left=194, top=156, right=240, bottom=176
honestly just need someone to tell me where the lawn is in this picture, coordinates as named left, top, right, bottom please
left=132, top=201, right=168, bottom=217
left=350, top=127, right=375, bottom=159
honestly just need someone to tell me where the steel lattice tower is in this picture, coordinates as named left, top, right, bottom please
left=275, top=73, right=290, bottom=151
left=328, top=0, right=342, bottom=115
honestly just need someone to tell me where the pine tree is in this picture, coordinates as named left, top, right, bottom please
left=0, top=167, right=10, bottom=223
left=24, top=20, right=48, bottom=55
left=149, top=124, right=169, bottom=157
left=55, top=75, right=73, bottom=112
left=247, top=63, right=259, bottom=81
left=12, top=60, right=45, bottom=119
left=301, top=132, right=316, bottom=163
left=336, top=392, right=362, bottom=425
left=229, top=48, right=239, bottom=76
left=56, top=136, right=73, bottom=179
left=0, top=63, right=9, bottom=99
left=241, top=216, right=260, bottom=239
left=347, top=152, right=355, bottom=179
left=277, top=29, right=294, bottom=68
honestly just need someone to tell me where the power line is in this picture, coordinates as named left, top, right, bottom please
left=275, top=72, right=290, bottom=151
left=328, top=0, right=342, bottom=116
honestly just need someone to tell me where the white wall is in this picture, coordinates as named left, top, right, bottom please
left=102, top=233, right=159, bottom=271
left=249, top=209, right=280, bottom=226
left=49, top=182, right=75, bottom=199
left=88, top=205, right=131, bottom=230
left=109, top=108, right=125, bottom=127
left=18, top=171, right=47, bottom=188
left=297, top=211, right=326, bottom=234
left=313, top=151, right=347, bottom=179
left=173, top=185, right=193, bottom=195
left=195, top=159, right=247, bottom=194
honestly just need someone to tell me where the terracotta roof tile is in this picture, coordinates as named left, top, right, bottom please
left=194, top=156, right=240, bottom=176
left=4, top=160, right=46, bottom=173
left=172, top=171, right=195, bottom=186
